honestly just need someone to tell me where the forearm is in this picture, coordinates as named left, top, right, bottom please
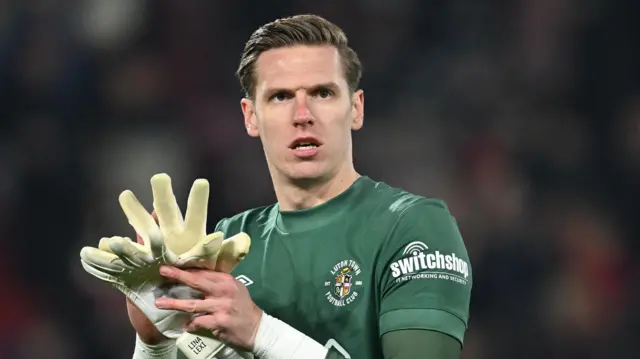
left=132, top=311, right=341, bottom=359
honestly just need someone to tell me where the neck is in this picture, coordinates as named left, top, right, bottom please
left=272, top=164, right=360, bottom=211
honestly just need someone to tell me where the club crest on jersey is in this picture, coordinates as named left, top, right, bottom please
left=324, top=260, right=363, bottom=307
left=334, top=267, right=353, bottom=297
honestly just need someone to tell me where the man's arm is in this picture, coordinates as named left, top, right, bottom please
left=375, top=199, right=472, bottom=356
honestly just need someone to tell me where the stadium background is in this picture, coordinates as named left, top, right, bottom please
left=0, top=1, right=638, bottom=358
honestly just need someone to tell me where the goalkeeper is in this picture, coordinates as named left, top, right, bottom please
left=101, top=14, right=472, bottom=359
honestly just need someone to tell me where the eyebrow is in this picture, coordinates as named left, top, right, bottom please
left=307, top=82, right=340, bottom=92
left=264, top=82, right=341, bottom=97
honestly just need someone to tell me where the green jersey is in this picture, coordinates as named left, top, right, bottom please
left=197, top=176, right=471, bottom=358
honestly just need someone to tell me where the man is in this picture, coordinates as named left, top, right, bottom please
left=131, top=14, right=472, bottom=359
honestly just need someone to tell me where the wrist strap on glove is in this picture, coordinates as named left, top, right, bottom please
left=176, top=332, right=226, bottom=359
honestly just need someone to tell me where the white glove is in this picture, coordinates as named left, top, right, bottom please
left=81, top=231, right=199, bottom=338
left=80, top=173, right=250, bottom=354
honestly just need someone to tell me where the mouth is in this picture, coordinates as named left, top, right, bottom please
left=289, top=137, right=322, bottom=158
left=289, top=137, right=322, bottom=150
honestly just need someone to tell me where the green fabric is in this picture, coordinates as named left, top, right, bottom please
left=381, top=329, right=461, bottom=359
left=379, top=309, right=467, bottom=345
left=375, top=199, right=472, bottom=344
left=212, top=176, right=472, bottom=358
left=324, top=329, right=461, bottom=359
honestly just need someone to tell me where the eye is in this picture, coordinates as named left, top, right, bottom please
left=270, top=92, right=292, bottom=102
left=314, top=88, right=334, bottom=99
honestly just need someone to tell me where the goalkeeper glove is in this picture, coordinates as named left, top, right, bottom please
left=80, top=174, right=250, bottom=354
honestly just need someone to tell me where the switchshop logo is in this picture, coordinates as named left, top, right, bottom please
left=389, top=241, right=469, bottom=285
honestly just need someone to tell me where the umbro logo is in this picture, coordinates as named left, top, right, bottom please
left=235, top=275, right=254, bottom=287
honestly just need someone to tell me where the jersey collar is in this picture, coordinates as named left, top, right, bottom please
left=274, top=176, right=372, bottom=234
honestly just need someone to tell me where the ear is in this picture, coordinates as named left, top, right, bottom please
left=241, top=98, right=260, bottom=138
left=351, top=90, right=364, bottom=131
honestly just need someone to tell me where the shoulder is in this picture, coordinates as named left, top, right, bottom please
left=364, top=179, right=464, bottom=257
left=214, top=204, right=277, bottom=234
left=363, top=178, right=451, bottom=223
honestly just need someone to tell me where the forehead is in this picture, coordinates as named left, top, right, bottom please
left=254, top=45, right=346, bottom=92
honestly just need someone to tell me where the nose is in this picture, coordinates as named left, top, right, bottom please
left=292, top=92, right=314, bottom=127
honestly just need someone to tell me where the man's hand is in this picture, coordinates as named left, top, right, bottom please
left=155, top=265, right=263, bottom=351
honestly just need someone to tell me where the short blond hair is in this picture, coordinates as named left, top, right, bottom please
left=236, top=14, right=362, bottom=99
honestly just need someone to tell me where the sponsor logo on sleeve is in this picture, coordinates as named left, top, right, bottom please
left=389, top=241, right=470, bottom=285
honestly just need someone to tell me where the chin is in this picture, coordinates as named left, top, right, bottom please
left=285, top=163, right=327, bottom=182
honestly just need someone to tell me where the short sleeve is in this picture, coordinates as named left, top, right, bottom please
left=376, top=200, right=472, bottom=345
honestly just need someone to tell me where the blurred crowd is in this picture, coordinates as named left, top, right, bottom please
left=0, top=1, right=638, bottom=358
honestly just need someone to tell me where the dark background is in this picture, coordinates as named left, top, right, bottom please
left=0, top=1, right=638, bottom=358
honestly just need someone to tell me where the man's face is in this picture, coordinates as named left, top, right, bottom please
left=241, top=45, right=364, bottom=182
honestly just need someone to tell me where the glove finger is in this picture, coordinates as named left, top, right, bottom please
left=183, top=178, right=210, bottom=237
left=80, top=246, right=132, bottom=275
left=99, top=237, right=139, bottom=268
left=101, top=236, right=149, bottom=269
left=119, top=190, right=160, bottom=244
left=108, top=236, right=154, bottom=267
left=81, top=259, right=121, bottom=284
left=150, top=173, right=184, bottom=234
left=214, top=232, right=251, bottom=274
left=98, top=238, right=115, bottom=253
left=135, top=210, right=158, bottom=245
left=201, top=231, right=224, bottom=257
left=148, top=227, right=168, bottom=262
left=173, top=232, right=224, bottom=268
